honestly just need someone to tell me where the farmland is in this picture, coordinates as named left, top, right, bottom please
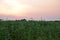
left=0, top=20, right=60, bottom=40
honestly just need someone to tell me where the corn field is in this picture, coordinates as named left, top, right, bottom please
left=0, top=20, right=60, bottom=40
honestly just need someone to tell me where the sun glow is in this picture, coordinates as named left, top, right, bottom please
left=2, top=0, right=30, bottom=15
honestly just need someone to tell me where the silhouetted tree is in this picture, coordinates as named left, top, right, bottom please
left=0, top=19, right=2, bottom=21
left=20, top=19, right=27, bottom=21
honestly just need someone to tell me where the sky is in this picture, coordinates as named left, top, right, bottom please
left=0, top=0, right=60, bottom=20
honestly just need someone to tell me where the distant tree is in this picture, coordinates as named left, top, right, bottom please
left=0, top=19, right=2, bottom=21
left=20, top=19, right=27, bottom=21
left=0, top=19, right=2, bottom=24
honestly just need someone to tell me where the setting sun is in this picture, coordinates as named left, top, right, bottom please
left=1, top=0, right=31, bottom=15
left=0, top=0, right=60, bottom=20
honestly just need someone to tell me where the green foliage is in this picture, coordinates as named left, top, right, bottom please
left=0, top=20, right=60, bottom=40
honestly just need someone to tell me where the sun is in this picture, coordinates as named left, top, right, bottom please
left=3, top=0, right=30, bottom=15
left=4, top=0, right=24, bottom=10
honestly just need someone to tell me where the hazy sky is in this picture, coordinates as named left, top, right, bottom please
left=0, top=0, right=60, bottom=20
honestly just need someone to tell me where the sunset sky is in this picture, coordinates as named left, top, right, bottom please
left=0, top=0, right=60, bottom=20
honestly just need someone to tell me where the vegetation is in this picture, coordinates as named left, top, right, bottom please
left=0, top=20, right=60, bottom=40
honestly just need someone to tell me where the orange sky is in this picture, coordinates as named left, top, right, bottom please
left=0, top=0, right=60, bottom=20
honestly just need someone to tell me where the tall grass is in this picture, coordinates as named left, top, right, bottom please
left=0, top=20, right=60, bottom=40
